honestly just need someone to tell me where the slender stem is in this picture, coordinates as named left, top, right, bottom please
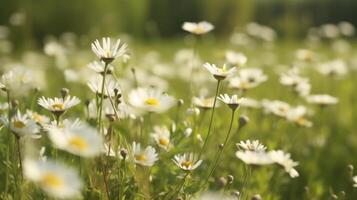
left=170, top=172, right=190, bottom=199
left=15, top=136, right=23, bottom=180
left=98, top=63, right=109, bottom=130
left=199, top=80, right=221, bottom=158
left=189, top=38, right=198, bottom=97
left=103, top=124, right=112, bottom=200
left=4, top=90, right=11, bottom=196
left=204, top=110, right=236, bottom=184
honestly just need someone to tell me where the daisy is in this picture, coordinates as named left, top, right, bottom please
left=269, top=150, right=299, bottom=178
left=353, top=176, right=357, bottom=187
left=87, top=75, right=121, bottom=97
left=132, top=142, right=158, bottom=167
left=225, top=51, right=247, bottom=67
left=38, top=96, right=80, bottom=116
left=1, top=110, right=40, bottom=138
left=261, top=99, right=291, bottom=118
left=203, top=63, right=236, bottom=80
left=172, top=153, right=202, bottom=171
left=236, top=140, right=267, bottom=152
left=151, top=126, right=172, bottom=151
left=228, top=68, right=267, bottom=90
left=239, top=97, right=261, bottom=109
left=193, top=96, right=216, bottom=109
left=91, top=37, right=127, bottom=63
left=128, top=88, right=175, bottom=113
left=182, top=21, right=214, bottom=35
left=88, top=99, right=130, bottom=120
left=295, top=49, right=314, bottom=62
left=280, top=70, right=311, bottom=97
left=23, top=159, right=82, bottom=199
left=317, top=59, right=348, bottom=77
left=235, top=150, right=273, bottom=165
left=46, top=120, right=103, bottom=157
left=306, top=94, right=338, bottom=106
left=0, top=102, right=9, bottom=115
left=286, top=106, right=313, bottom=127
left=88, top=61, right=114, bottom=74
left=218, top=94, right=244, bottom=110
left=26, top=110, right=50, bottom=126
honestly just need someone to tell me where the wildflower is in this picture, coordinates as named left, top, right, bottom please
left=1, top=110, right=40, bottom=138
left=128, top=87, right=175, bottom=113
left=225, top=51, right=247, bottom=67
left=151, top=126, right=172, bottom=151
left=296, top=49, right=314, bottom=62
left=26, top=110, right=50, bottom=126
left=306, top=94, right=338, bottom=106
left=286, top=106, right=313, bottom=127
left=218, top=94, right=244, bottom=110
left=229, top=68, right=267, bottom=90
left=182, top=21, right=214, bottom=35
left=239, top=97, right=261, bottom=109
left=46, top=120, right=103, bottom=157
left=280, top=69, right=311, bottom=96
left=353, top=176, right=357, bottom=187
left=23, top=159, right=82, bottom=199
left=203, top=63, right=236, bottom=80
left=236, top=140, right=267, bottom=152
left=132, top=142, right=158, bottom=167
left=38, top=96, right=80, bottom=116
left=91, top=37, right=127, bottom=64
left=193, top=96, right=216, bottom=109
left=261, top=99, right=291, bottom=117
left=235, top=150, right=273, bottom=165
left=269, top=150, right=299, bottom=178
left=87, top=75, right=121, bottom=97
left=173, top=153, right=202, bottom=171
left=317, top=59, right=348, bottom=77
left=88, top=61, right=114, bottom=74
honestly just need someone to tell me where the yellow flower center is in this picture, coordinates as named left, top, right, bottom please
left=159, top=138, right=169, bottom=147
left=296, top=117, right=307, bottom=126
left=42, top=173, right=63, bottom=188
left=13, top=120, right=25, bottom=128
left=135, top=154, right=146, bottom=161
left=33, top=113, right=43, bottom=123
left=181, top=161, right=193, bottom=169
left=52, top=103, right=65, bottom=111
left=145, top=98, right=160, bottom=106
left=68, top=136, right=88, bottom=150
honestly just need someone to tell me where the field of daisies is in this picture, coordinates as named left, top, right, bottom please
left=0, top=21, right=357, bottom=200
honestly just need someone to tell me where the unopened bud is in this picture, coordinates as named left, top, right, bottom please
left=217, top=177, right=227, bottom=187
left=219, top=143, right=224, bottom=149
left=251, top=194, right=262, bottom=200
left=231, top=191, right=240, bottom=198
left=227, top=175, right=234, bottom=184
left=120, top=148, right=128, bottom=160
left=11, top=100, right=19, bottom=108
left=239, top=115, right=249, bottom=129
left=177, top=99, right=184, bottom=106
left=60, top=88, right=70, bottom=99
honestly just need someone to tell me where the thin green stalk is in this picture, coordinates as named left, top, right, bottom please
left=204, top=110, right=236, bottom=185
left=170, top=172, right=190, bottom=199
left=199, top=80, right=221, bottom=158
left=4, top=90, right=11, bottom=196
left=98, top=63, right=109, bottom=130
left=15, top=136, right=23, bottom=180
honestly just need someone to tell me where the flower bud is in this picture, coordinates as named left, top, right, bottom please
left=120, top=148, right=128, bottom=160
left=60, top=88, right=70, bottom=99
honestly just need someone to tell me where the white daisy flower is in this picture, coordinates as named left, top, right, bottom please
left=23, top=159, right=82, bottom=199
left=203, top=63, right=236, bottom=80
left=193, top=96, right=216, bottom=109
left=286, top=106, right=313, bottom=127
left=280, top=70, right=311, bottom=97
left=87, top=75, right=121, bottom=97
left=317, top=59, right=348, bottom=77
left=26, top=110, right=50, bottom=126
left=306, top=94, right=338, bottom=106
left=172, top=153, right=202, bottom=171
left=239, top=97, right=261, bottom=109
left=91, top=37, right=128, bottom=63
left=128, top=88, right=175, bottom=113
left=269, top=150, right=299, bottom=178
left=295, top=49, right=314, bottom=62
left=218, top=94, right=244, bottom=110
left=38, top=96, right=80, bottom=115
left=228, top=68, right=267, bottom=90
left=225, top=51, right=247, bottom=67
left=1, top=110, right=40, bottom=138
left=132, top=142, right=158, bottom=167
left=353, top=176, right=357, bottom=187
left=182, top=21, right=214, bottom=35
left=235, top=150, right=273, bottom=165
left=46, top=120, right=103, bottom=157
left=0, top=102, right=9, bottom=114
left=151, top=125, right=172, bottom=151
left=236, top=140, right=267, bottom=152
left=261, top=99, right=291, bottom=117
left=88, top=61, right=114, bottom=74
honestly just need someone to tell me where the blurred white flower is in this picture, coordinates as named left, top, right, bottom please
left=306, top=94, right=338, bottom=106
left=317, top=59, right=348, bottom=77
left=2, top=110, right=40, bottom=138
left=132, top=142, right=158, bottom=167
left=295, top=49, right=314, bottom=62
left=229, top=68, right=267, bottom=90
left=91, top=37, right=127, bottom=63
left=182, top=21, right=214, bottom=35
left=338, top=21, right=355, bottom=37
left=26, top=110, right=50, bottom=126
left=46, top=120, right=103, bottom=157
left=353, top=176, right=357, bottom=187
left=286, top=106, right=313, bottom=127
left=193, top=96, right=216, bottom=109
left=203, top=63, right=236, bottom=80
left=88, top=61, right=114, bottom=74
left=172, top=153, right=202, bottom=171
left=225, top=51, right=247, bottom=67
left=23, top=159, right=82, bottom=199
left=128, top=87, right=175, bottom=113
left=261, top=99, right=291, bottom=117
left=87, top=75, right=121, bottom=97
left=269, top=150, right=299, bottom=178
left=239, top=97, right=261, bottom=109
left=236, top=150, right=273, bottom=165
left=151, top=126, right=172, bottom=151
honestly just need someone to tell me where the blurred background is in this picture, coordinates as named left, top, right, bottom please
left=1, top=0, right=357, bottom=46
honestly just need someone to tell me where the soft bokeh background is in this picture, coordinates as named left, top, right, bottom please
left=1, top=0, right=357, bottom=44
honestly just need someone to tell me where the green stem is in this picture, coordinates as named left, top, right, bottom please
left=170, top=172, right=190, bottom=199
left=204, top=110, right=236, bottom=185
left=98, top=63, right=109, bottom=131
left=199, top=80, right=221, bottom=158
